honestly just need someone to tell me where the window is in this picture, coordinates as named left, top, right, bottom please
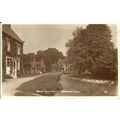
left=7, top=39, right=10, bottom=52
left=7, top=58, right=10, bottom=67
left=17, top=46, right=21, bottom=55
left=6, top=57, right=12, bottom=67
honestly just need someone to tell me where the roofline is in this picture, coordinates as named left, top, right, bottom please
left=3, top=31, right=25, bottom=44
left=2, top=25, right=24, bottom=44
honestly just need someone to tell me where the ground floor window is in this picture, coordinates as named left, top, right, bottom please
left=6, top=56, right=13, bottom=75
left=6, top=57, right=13, bottom=67
left=7, top=57, right=10, bottom=67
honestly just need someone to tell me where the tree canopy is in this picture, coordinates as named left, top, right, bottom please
left=66, top=24, right=117, bottom=80
left=41, top=48, right=64, bottom=71
left=23, top=48, right=64, bottom=72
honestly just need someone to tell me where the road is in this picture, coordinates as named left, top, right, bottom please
left=55, top=74, right=117, bottom=96
left=2, top=75, right=44, bottom=96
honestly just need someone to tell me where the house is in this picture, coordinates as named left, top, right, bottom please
left=23, top=53, right=46, bottom=75
left=56, top=58, right=75, bottom=73
left=29, top=59, right=46, bottom=74
left=51, top=58, right=71, bottom=73
left=2, top=25, right=24, bottom=80
left=57, top=58, right=65, bottom=72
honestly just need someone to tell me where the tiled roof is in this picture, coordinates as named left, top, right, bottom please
left=2, top=25, right=24, bottom=43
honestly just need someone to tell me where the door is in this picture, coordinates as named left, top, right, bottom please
left=13, top=59, right=17, bottom=78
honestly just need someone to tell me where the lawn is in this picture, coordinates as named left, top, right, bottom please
left=15, top=73, right=63, bottom=96
left=64, top=74, right=118, bottom=96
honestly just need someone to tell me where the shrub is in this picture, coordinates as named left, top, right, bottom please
left=5, top=75, right=13, bottom=79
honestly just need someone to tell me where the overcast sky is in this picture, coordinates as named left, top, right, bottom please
left=11, top=24, right=117, bottom=55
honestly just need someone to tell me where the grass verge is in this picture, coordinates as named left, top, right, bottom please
left=15, top=73, right=63, bottom=96
left=66, top=74, right=117, bottom=96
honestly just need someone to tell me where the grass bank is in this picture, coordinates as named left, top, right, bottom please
left=65, top=74, right=117, bottom=96
left=15, top=73, right=63, bottom=96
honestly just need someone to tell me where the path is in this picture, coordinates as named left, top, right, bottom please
left=2, top=74, right=47, bottom=96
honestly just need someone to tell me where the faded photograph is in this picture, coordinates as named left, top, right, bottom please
left=2, top=24, right=118, bottom=96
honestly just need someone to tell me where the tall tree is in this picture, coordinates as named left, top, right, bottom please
left=66, top=25, right=117, bottom=80
left=38, top=48, right=64, bottom=72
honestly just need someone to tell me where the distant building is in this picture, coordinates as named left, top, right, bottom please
left=51, top=58, right=72, bottom=73
left=57, top=58, right=65, bottom=72
left=2, top=25, right=24, bottom=79
left=23, top=53, right=46, bottom=75
left=29, top=59, right=46, bottom=74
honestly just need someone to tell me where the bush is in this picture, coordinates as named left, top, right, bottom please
left=5, top=75, right=13, bottom=79
left=91, top=66, right=117, bottom=80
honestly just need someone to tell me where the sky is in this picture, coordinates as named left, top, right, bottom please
left=11, top=24, right=117, bottom=56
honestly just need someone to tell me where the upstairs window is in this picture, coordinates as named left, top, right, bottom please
left=17, top=45, right=21, bottom=55
left=7, top=39, right=10, bottom=52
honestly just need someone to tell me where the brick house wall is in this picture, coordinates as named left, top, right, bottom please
left=2, top=25, right=24, bottom=80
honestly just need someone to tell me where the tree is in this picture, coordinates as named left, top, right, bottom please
left=66, top=24, right=117, bottom=80
left=37, top=48, right=64, bottom=72
left=36, top=50, right=42, bottom=62
left=66, top=27, right=89, bottom=74
left=27, top=53, right=36, bottom=62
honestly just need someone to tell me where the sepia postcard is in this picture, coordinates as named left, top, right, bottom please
left=1, top=24, right=118, bottom=97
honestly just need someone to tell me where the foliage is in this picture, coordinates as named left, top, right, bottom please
left=40, top=48, right=64, bottom=72
left=5, top=75, right=13, bottom=79
left=66, top=24, right=117, bottom=80
left=23, top=48, right=64, bottom=72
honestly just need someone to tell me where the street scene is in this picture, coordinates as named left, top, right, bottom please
left=2, top=24, right=118, bottom=96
